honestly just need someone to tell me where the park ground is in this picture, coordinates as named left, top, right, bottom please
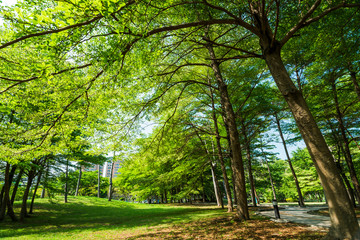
left=0, top=197, right=326, bottom=239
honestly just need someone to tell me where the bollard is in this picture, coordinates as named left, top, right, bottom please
left=273, top=199, right=280, bottom=219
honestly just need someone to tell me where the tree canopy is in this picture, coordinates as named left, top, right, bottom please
left=1, top=0, right=359, bottom=238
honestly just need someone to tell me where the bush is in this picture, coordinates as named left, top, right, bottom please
left=285, top=197, right=295, bottom=202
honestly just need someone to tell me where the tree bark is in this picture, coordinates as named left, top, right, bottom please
left=336, top=160, right=356, bottom=208
left=41, top=161, right=49, bottom=198
left=223, top=117, right=237, bottom=205
left=97, top=164, right=101, bottom=198
left=211, top=141, right=224, bottom=209
left=349, top=71, right=360, bottom=101
left=261, top=39, right=358, bottom=238
left=75, top=164, right=82, bottom=196
left=11, top=168, right=24, bottom=205
left=20, top=169, right=35, bottom=221
left=254, top=187, right=261, bottom=205
left=295, top=67, right=304, bottom=96
left=0, top=163, right=10, bottom=221
left=209, top=80, right=233, bottom=212
left=29, top=171, right=42, bottom=214
left=274, top=113, right=305, bottom=207
left=6, top=172, right=17, bottom=221
left=0, top=163, right=17, bottom=221
left=64, top=159, right=69, bottom=203
left=0, top=185, right=4, bottom=213
left=197, top=134, right=223, bottom=208
left=205, top=30, right=249, bottom=220
left=210, top=162, right=223, bottom=208
left=108, top=156, right=115, bottom=201
left=0, top=165, right=16, bottom=211
left=8, top=165, right=17, bottom=185
left=241, top=121, right=257, bottom=207
left=331, top=79, right=360, bottom=205
left=346, top=128, right=360, bottom=152
left=261, top=146, right=277, bottom=201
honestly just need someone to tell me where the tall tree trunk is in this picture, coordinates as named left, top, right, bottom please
left=11, top=168, right=24, bottom=205
left=0, top=165, right=16, bottom=212
left=197, top=134, right=223, bottom=208
left=20, top=169, right=35, bottom=221
left=295, top=67, right=304, bottom=96
left=261, top=39, right=358, bottom=238
left=64, top=159, right=69, bottom=203
left=346, top=128, right=360, bottom=152
left=97, top=164, right=101, bottom=198
left=75, top=165, right=82, bottom=196
left=336, top=160, right=356, bottom=208
left=223, top=117, right=237, bottom=205
left=254, top=187, right=261, bottom=205
left=108, top=156, right=115, bottom=201
left=8, top=165, right=17, bottom=185
left=209, top=80, right=233, bottom=212
left=211, top=141, right=224, bottom=209
left=0, top=185, right=4, bottom=213
left=210, top=162, right=223, bottom=208
left=29, top=171, right=42, bottom=214
left=349, top=71, right=360, bottom=101
left=241, top=121, right=256, bottom=207
left=41, top=161, right=49, bottom=198
left=6, top=194, right=17, bottom=221
left=6, top=167, right=17, bottom=221
left=0, top=163, right=10, bottom=221
left=0, top=163, right=17, bottom=221
left=330, top=122, right=357, bottom=208
left=331, top=79, right=360, bottom=204
left=205, top=30, right=249, bottom=220
left=261, top=146, right=277, bottom=201
left=274, top=113, right=305, bottom=207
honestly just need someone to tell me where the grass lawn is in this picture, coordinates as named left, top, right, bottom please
left=0, top=196, right=326, bottom=239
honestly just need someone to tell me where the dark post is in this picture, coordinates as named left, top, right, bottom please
left=273, top=199, right=280, bottom=219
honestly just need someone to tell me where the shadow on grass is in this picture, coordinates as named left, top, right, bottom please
left=0, top=196, right=226, bottom=239
left=124, top=214, right=325, bottom=240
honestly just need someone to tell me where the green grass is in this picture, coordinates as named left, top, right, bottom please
left=0, top=196, right=229, bottom=239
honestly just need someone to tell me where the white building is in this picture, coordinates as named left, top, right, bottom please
left=82, top=160, right=121, bottom=178
left=102, top=160, right=122, bottom=178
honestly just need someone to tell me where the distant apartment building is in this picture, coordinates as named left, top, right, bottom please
left=82, top=164, right=104, bottom=175
left=82, top=160, right=121, bottom=178
left=102, top=160, right=122, bottom=178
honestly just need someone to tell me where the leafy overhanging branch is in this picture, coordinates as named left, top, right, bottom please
left=12, top=69, right=104, bottom=155
left=280, top=1, right=360, bottom=46
left=0, top=63, right=92, bottom=94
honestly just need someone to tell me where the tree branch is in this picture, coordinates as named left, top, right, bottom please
left=0, top=15, right=103, bottom=50
left=280, top=0, right=321, bottom=46
left=158, top=63, right=211, bottom=76
left=281, top=1, right=360, bottom=46
left=0, top=63, right=92, bottom=94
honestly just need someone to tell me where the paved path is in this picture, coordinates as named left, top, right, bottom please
left=256, top=205, right=335, bottom=228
